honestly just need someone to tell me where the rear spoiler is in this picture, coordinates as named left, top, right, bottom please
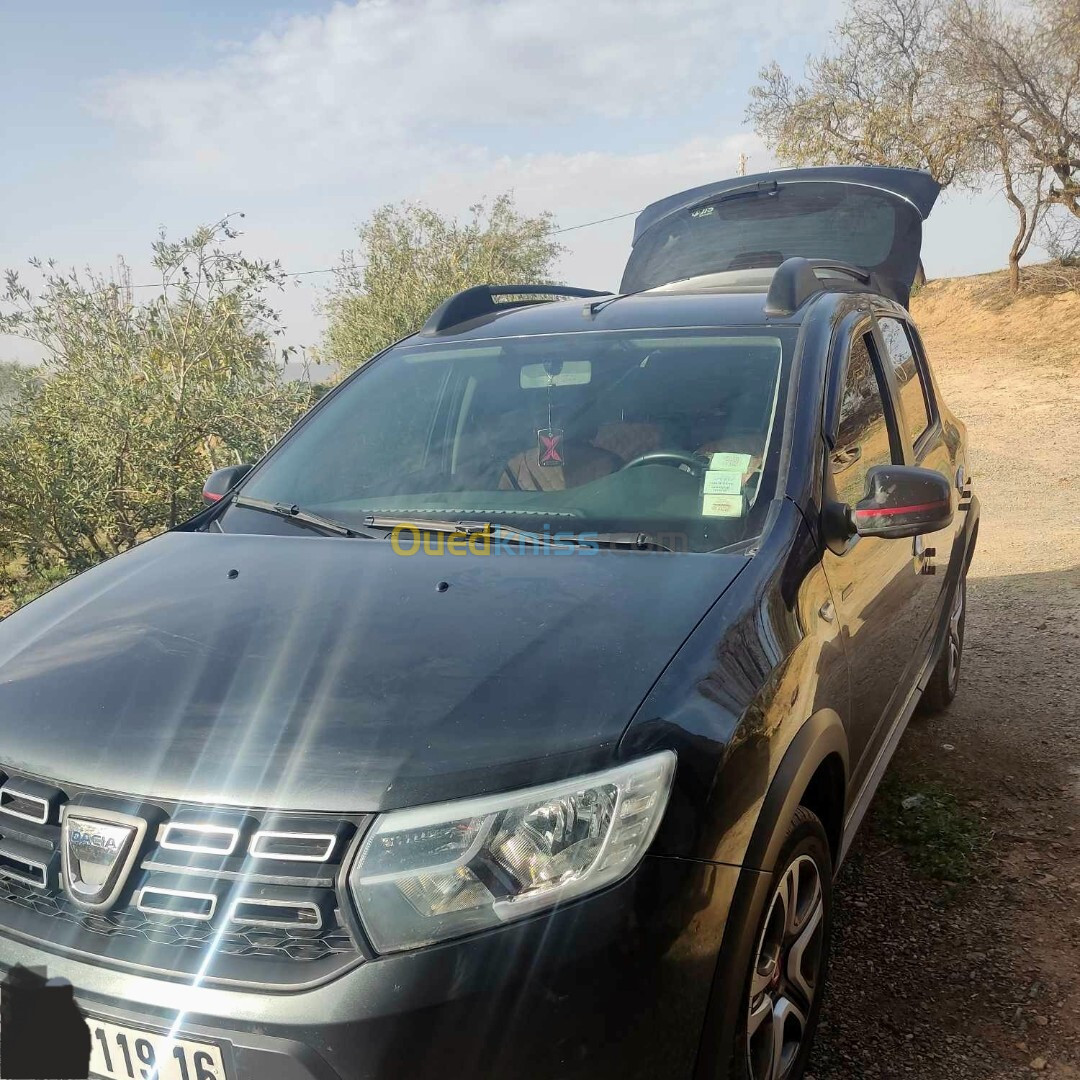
left=422, top=285, right=609, bottom=335
left=765, top=258, right=885, bottom=316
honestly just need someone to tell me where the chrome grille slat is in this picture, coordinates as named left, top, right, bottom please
left=249, top=830, right=337, bottom=862
left=229, top=897, right=324, bottom=930
left=139, top=855, right=336, bottom=889
left=0, top=784, right=50, bottom=825
left=137, top=886, right=218, bottom=922
left=0, top=839, right=49, bottom=889
left=159, top=822, right=240, bottom=856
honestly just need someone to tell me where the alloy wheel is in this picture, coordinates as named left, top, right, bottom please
left=946, top=577, right=965, bottom=690
left=746, top=854, right=826, bottom=1080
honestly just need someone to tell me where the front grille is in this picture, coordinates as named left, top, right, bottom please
left=0, top=877, right=354, bottom=960
left=0, top=767, right=372, bottom=989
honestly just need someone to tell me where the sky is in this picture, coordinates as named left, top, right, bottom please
left=1, top=0, right=1043, bottom=372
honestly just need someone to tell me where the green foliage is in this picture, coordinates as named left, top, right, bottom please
left=322, top=195, right=563, bottom=374
left=0, top=219, right=310, bottom=589
left=874, top=775, right=989, bottom=883
left=0, top=361, right=36, bottom=422
left=0, top=362, right=20, bottom=405
left=0, top=560, right=70, bottom=619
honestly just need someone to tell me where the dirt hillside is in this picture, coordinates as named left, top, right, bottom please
left=810, top=271, right=1080, bottom=1078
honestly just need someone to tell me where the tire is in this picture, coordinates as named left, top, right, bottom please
left=921, top=574, right=966, bottom=714
left=729, top=806, right=834, bottom=1080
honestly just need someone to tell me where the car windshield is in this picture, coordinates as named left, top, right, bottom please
left=226, top=326, right=795, bottom=553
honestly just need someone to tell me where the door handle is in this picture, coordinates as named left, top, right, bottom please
left=913, top=537, right=936, bottom=574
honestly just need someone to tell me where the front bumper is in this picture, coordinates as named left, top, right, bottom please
left=0, top=856, right=741, bottom=1080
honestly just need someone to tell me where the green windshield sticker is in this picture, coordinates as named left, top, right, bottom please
left=703, top=470, right=743, bottom=496
left=709, top=452, right=752, bottom=472
left=702, top=493, right=745, bottom=518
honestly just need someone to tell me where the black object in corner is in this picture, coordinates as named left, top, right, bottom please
left=0, top=965, right=91, bottom=1079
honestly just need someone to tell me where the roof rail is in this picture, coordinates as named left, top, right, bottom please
left=422, top=284, right=610, bottom=335
left=764, top=258, right=882, bottom=317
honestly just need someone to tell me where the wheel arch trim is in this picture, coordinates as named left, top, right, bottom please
left=691, top=710, right=847, bottom=1080
left=741, top=708, right=849, bottom=874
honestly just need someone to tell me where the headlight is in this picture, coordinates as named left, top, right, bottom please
left=349, top=751, right=676, bottom=953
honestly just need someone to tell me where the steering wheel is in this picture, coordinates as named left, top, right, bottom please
left=620, top=450, right=707, bottom=477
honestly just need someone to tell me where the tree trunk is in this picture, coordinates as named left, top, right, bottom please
left=1008, top=255, right=1021, bottom=292
left=997, top=136, right=1045, bottom=295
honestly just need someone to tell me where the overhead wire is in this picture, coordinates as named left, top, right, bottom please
left=115, top=207, right=645, bottom=291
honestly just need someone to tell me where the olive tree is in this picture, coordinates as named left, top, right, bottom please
left=947, top=0, right=1080, bottom=221
left=0, top=361, right=32, bottom=421
left=322, top=195, right=563, bottom=374
left=939, top=0, right=1078, bottom=288
left=0, top=220, right=309, bottom=588
left=747, top=0, right=985, bottom=188
left=1043, top=212, right=1080, bottom=266
left=748, top=0, right=1078, bottom=290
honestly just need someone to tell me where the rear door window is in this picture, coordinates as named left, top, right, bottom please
left=878, top=317, right=932, bottom=450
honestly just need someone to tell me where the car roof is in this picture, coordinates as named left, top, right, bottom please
left=405, top=268, right=894, bottom=347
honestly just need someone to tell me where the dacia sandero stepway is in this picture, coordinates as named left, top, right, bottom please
left=0, top=166, right=978, bottom=1080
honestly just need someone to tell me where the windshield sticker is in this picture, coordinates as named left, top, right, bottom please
left=690, top=205, right=716, bottom=218
left=702, top=493, right=745, bottom=518
left=537, top=428, right=565, bottom=467
left=703, top=470, right=744, bottom=496
left=709, top=452, right=752, bottom=472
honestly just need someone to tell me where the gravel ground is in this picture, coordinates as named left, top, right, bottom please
left=808, top=280, right=1080, bottom=1079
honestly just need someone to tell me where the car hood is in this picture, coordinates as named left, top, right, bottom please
left=621, top=165, right=941, bottom=307
left=0, top=532, right=748, bottom=812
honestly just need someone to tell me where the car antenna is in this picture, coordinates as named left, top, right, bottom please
left=581, top=290, right=645, bottom=318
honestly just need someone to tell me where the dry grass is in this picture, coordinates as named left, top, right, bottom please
left=1016, top=260, right=1080, bottom=297
left=912, top=267, right=1080, bottom=372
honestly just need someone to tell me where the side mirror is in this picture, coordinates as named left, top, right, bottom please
left=202, top=464, right=253, bottom=505
left=851, top=465, right=954, bottom=539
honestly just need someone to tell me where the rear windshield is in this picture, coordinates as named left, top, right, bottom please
left=622, top=182, right=914, bottom=293
left=230, top=327, right=796, bottom=553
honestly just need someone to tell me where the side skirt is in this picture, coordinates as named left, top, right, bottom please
left=836, top=569, right=954, bottom=868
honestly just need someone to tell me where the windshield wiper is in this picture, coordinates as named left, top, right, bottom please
left=472, top=523, right=675, bottom=552
left=361, top=515, right=477, bottom=537
left=363, top=516, right=674, bottom=552
left=591, top=532, right=675, bottom=552
left=233, top=496, right=376, bottom=539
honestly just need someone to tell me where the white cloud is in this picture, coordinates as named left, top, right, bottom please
left=95, top=0, right=812, bottom=191
left=262, top=132, right=772, bottom=353
left=85, top=0, right=831, bottom=353
left=416, top=133, right=773, bottom=287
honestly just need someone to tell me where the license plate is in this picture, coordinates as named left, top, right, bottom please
left=88, top=1016, right=227, bottom=1080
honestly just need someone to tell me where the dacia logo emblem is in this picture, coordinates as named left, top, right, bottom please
left=61, top=809, right=146, bottom=911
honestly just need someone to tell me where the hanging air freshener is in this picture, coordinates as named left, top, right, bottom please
left=537, top=427, right=565, bottom=467
left=537, top=360, right=565, bottom=468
